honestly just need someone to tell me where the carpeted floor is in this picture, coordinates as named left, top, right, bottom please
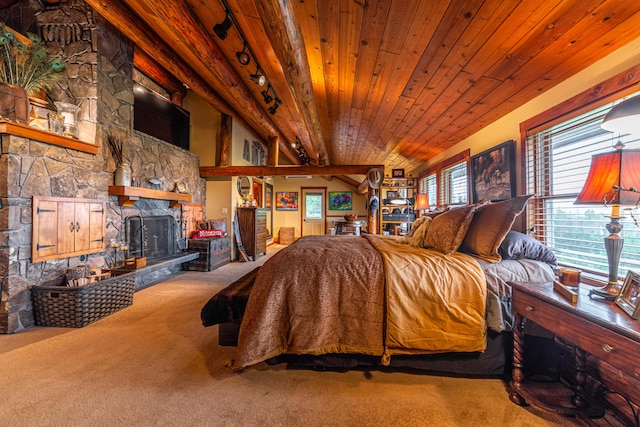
left=0, top=246, right=579, bottom=426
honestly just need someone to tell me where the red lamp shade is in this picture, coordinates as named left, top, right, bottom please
left=415, top=193, right=429, bottom=210
left=575, top=149, right=640, bottom=205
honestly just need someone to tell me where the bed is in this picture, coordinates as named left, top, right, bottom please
left=202, top=196, right=557, bottom=376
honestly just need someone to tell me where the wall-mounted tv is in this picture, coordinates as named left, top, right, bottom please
left=133, top=83, right=190, bottom=150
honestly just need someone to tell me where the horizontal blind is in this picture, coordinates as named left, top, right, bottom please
left=440, top=161, right=468, bottom=207
left=526, top=95, right=640, bottom=281
left=420, top=174, right=437, bottom=209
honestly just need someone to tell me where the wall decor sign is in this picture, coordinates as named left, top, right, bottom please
left=329, top=191, right=353, bottom=210
left=470, top=139, right=515, bottom=202
left=391, top=168, right=405, bottom=178
left=275, top=191, right=298, bottom=211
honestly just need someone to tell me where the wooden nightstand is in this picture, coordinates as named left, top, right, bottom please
left=509, top=281, right=640, bottom=422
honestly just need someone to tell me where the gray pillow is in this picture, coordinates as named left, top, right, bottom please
left=498, top=231, right=557, bottom=267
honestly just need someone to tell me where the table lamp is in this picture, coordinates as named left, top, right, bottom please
left=574, top=143, right=640, bottom=299
left=415, top=193, right=429, bottom=217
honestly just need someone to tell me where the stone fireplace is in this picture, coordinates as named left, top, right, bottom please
left=0, top=1, right=205, bottom=333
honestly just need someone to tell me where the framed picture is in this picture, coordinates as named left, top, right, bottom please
left=392, top=168, right=405, bottom=178
left=329, top=191, right=352, bottom=210
left=265, top=183, right=273, bottom=209
left=616, top=271, right=640, bottom=319
left=243, top=139, right=251, bottom=162
left=470, top=140, right=516, bottom=202
left=275, top=191, right=298, bottom=211
left=252, top=179, right=263, bottom=207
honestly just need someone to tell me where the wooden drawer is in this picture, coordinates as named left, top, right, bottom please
left=513, top=289, right=638, bottom=375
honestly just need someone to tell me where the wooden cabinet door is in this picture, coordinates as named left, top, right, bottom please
left=33, top=196, right=107, bottom=262
left=57, top=201, right=76, bottom=254
left=73, top=202, right=91, bottom=251
left=33, top=199, right=58, bottom=260
left=88, top=202, right=105, bottom=250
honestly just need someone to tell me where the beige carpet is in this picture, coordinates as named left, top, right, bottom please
left=0, top=247, right=578, bottom=427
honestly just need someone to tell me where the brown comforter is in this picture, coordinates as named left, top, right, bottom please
left=236, top=235, right=487, bottom=369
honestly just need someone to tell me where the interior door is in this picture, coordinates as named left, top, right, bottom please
left=302, top=188, right=325, bottom=236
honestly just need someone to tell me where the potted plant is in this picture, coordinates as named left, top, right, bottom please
left=0, top=22, right=64, bottom=125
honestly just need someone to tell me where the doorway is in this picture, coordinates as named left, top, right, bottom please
left=301, top=187, right=326, bottom=236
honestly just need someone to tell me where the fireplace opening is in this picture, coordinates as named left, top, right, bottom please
left=125, top=215, right=179, bottom=261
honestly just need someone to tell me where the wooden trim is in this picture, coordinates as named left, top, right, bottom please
left=200, top=164, right=384, bottom=178
left=518, top=64, right=640, bottom=195
left=0, top=121, right=99, bottom=154
left=108, top=186, right=192, bottom=207
left=418, top=149, right=470, bottom=177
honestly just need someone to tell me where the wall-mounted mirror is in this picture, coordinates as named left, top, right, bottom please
left=237, top=176, right=251, bottom=197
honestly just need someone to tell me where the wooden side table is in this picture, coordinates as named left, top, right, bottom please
left=509, top=281, right=640, bottom=421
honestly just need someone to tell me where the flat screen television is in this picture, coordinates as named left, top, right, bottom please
left=133, top=83, right=190, bottom=150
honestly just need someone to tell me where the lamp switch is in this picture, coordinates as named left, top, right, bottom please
left=222, top=208, right=228, bottom=214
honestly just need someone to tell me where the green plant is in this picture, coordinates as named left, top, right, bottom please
left=0, top=22, right=64, bottom=96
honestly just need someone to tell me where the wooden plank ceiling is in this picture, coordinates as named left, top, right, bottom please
left=88, top=0, right=640, bottom=175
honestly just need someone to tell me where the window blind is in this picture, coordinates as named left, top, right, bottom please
left=525, top=95, right=640, bottom=281
left=440, top=161, right=468, bottom=207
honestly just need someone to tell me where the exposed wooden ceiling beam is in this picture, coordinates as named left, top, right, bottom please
left=200, top=165, right=383, bottom=178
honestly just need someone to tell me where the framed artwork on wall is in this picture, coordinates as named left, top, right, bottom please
left=470, top=139, right=515, bottom=202
left=391, top=168, right=405, bottom=178
left=275, top=191, right=298, bottom=211
left=252, top=179, right=263, bottom=207
left=243, top=139, right=250, bottom=162
left=265, top=183, right=273, bottom=209
left=329, top=191, right=352, bottom=210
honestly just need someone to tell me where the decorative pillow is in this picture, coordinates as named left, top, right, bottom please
left=499, top=230, right=557, bottom=267
left=407, top=217, right=432, bottom=248
left=423, top=203, right=484, bottom=255
left=407, top=216, right=430, bottom=238
left=459, top=194, right=533, bottom=262
left=209, top=218, right=228, bottom=235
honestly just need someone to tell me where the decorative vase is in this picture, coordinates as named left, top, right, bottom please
left=54, top=101, right=79, bottom=138
left=0, top=83, right=29, bottom=125
left=114, top=162, right=132, bottom=186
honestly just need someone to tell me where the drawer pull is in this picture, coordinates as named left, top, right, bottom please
left=526, top=305, right=535, bottom=311
left=602, top=344, right=614, bottom=353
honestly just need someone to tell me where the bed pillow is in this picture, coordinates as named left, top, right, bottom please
left=423, top=203, right=484, bottom=255
left=407, top=215, right=430, bottom=238
left=407, top=217, right=432, bottom=248
left=459, top=194, right=533, bottom=262
left=499, top=230, right=557, bottom=267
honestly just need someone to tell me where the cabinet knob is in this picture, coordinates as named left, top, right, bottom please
left=602, top=344, right=614, bottom=353
left=526, top=305, right=535, bottom=312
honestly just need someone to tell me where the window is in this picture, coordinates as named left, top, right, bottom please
left=420, top=174, right=437, bottom=209
left=525, top=94, right=640, bottom=282
left=441, top=161, right=468, bottom=206
left=419, top=150, right=469, bottom=209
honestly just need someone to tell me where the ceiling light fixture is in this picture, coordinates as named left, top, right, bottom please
left=214, top=0, right=283, bottom=114
left=213, top=14, right=232, bottom=40
left=261, top=85, right=274, bottom=103
left=250, top=70, right=267, bottom=87
left=236, top=44, right=250, bottom=65
left=268, top=98, right=281, bottom=115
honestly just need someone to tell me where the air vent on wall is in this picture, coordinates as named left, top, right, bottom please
left=285, top=175, right=312, bottom=179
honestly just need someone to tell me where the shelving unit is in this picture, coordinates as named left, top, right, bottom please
left=380, top=177, right=417, bottom=235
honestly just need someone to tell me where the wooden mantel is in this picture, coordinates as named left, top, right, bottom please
left=0, top=121, right=99, bottom=154
left=108, top=186, right=192, bottom=208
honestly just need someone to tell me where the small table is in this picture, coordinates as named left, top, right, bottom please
left=333, top=220, right=365, bottom=236
left=509, top=281, right=640, bottom=422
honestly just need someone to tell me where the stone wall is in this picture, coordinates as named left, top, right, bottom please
left=0, top=1, right=205, bottom=333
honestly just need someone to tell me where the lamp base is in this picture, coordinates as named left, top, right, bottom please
left=588, top=282, right=622, bottom=301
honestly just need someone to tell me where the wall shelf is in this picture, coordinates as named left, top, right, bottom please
left=0, top=120, right=99, bottom=154
left=108, top=186, right=192, bottom=207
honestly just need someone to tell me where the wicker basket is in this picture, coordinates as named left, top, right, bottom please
left=31, top=273, right=136, bottom=328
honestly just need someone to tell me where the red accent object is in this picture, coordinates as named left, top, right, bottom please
left=192, top=229, right=223, bottom=238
